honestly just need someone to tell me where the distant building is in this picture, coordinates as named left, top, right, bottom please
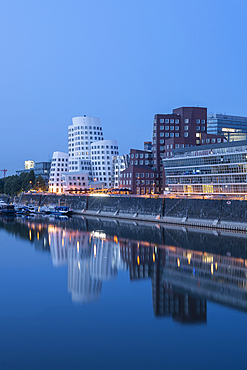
left=207, top=113, right=247, bottom=142
left=16, top=161, right=51, bottom=185
left=163, top=139, right=247, bottom=195
left=25, top=160, right=34, bottom=169
left=144, top=141, right=152, bottom=151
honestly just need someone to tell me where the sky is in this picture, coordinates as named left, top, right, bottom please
left=0, top=0, right=247, bottom=175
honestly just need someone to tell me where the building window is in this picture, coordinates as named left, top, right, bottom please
left=201, top=126, right=205, bottom=131
left=165, top=119, right=169, bottom=123
left=160, top=126, right=164, bottom=130
left=212, top=138, right=216, bottom=143
left=160, top=139, right=164, bottom=144
left=165, top=133, right=169, bottom=137
left=170, top=133, right=174, bottom=137
left=206, top=139, right=210, bottom=143
left=175, top=126, right=179, bottom=131
left=145, top=173, right=149, bottom=178
left=196, top=126, right=200, bottom=130
left=135, top=154, right=138, bottom=158
left=217, top=138, right=221, bottom=143
left=160, top=119, right=164, bottom=123
left=165, top=126, right=169, bottom=130
left=170, top=119, right=174, bottom=123
left=175, top=119, right=179, bottom=124
left=201, top=120, right=205, bottom=124
left=184, top=119, right=189, bottom=123
left=184, top=133, right=188, bottom=137
left=146, top=180, right=149, bottom=185
left=184, top=126, right=188, bottom=130
left=160, top=132, right=164, bottom=137
left=175, top=133, right=179, bottom=137
left=196, top=119, right=200, bottom=123
left=170, top=126, right=174, bottom=130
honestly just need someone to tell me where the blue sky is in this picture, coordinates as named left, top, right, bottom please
left=0, top=0, right=246, bottom=175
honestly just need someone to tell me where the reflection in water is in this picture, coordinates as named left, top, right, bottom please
left=1, top=216, right=247, bottom=322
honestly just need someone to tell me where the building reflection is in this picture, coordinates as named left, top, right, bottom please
left=48, top=225, right=123, bottom=303
left=1, top=216, right=247, bottom=320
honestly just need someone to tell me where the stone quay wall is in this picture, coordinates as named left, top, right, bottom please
left=18, top=193, right=247, bottom=231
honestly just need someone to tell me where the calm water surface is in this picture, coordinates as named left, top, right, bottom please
left=0, top=216, right=247, bottom=370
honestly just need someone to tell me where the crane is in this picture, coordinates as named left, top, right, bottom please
left=1, top=169, right=7, bottom=177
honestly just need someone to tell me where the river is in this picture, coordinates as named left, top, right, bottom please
left=0, top=215, right=247, bottom=370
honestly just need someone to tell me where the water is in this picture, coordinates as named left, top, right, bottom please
left=0, top=216, right=247, bottom=370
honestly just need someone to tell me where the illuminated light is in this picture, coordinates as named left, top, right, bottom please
left=91, top=231, right=106, bottom=240
left=211, top=263, right=214, bottom=274
left=137, top=243, right=139, bottom=248
left=215, top=262, right=218, bottom=270
left=187, top=253, right=191, bottom=265
left=153, top=253, right=155, bottom=262
left=69, top=236, right=71, bottom=242
left=177, top=258, right=180, bottom=267
left=222, top=127, right=235, bottom=132
left=77, top=241, right=80, bottom=248
left=78, top=261, right=80, bottom=270
left=188, top=258, right=191, bottom=265
left=137, top=256, right=140, bottom=265
left=114, top=235, right=118, bottom=244
left=48, top=234, right=51, bottom=246
left=62, top=238, right=64, bottom=247
left=37, top=232, right=39, bottom=241
left=29, top=230, right=32, bottom=241
left=63, top=230, right=66, bottom=238
left=94, top=244, right=97, bottom=257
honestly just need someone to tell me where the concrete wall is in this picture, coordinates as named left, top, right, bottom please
left=19, top=194, right=247, bottom=223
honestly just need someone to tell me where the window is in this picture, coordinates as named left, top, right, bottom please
left=196, top=126, right=200, bottom=130
left=184, top=126, right=188, bottom=130
left=165, top=133, right=169, bottom=137
left=160, top=139, right=164, bottom=144
left=165, top=126, right=169, bottom=130
left=196, top=119, right=200, bottom=123
left=160, top=126, right=164, bottom=130
left=135, top=160, right=138, bottom=165
left=160, top=132, right=164, bottom=137
left=212, top=138, right=216, bottom=143
left=135, top=154, right=138, bottom=158
left=175, top=133, right=179, bottom=137
left=175, top=144, right=179, bottom=149
left=175, top=126, right=179, bottom=130
left=170, top=126, right=174, bottom=130
left=146, top=180, right=149, bottom=185
left=175, top=119, right=179, bottom=124
left=206, top=138, right=210, bottom=143
left=140, top=153, right=144, bottom=158
left=165, top=119, right=169, bottom=123
left=170, top=133, right=174, bottom=137
left=201, top=120, right=205, bottom=124
left=170, top=119, right=174, bottom=123
left=145, top=173, right=149, bottom=178
left=160, top=119, right=164, bottom=123
left=184, top=119, right=189, bottom=123
left=131, top=154, right=134, bottom=158
left=217, top=138, right=221, bottom=143
left=201, top=126, right=205, bottom=131
left=167, top=144, right=169, bottom=149
left=184, top=133, right=188, bottom=137
left=141, top=173, right=144, bottom=177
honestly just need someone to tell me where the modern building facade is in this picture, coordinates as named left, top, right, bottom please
left=16, top=161, right=51, bottom=185
left=91, top=139, right=119, bottom=188
left=163, top=140, right=247, bottom=194
left=207, top=113, right=247, bottom=142
left=48, top=151, right=69, bottom=193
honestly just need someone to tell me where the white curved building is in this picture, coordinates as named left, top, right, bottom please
left=91, top=139, right=119, bottom=188
left=48, top=151, right=69, bottom=193
left=68, top=116, right=104, bottom=170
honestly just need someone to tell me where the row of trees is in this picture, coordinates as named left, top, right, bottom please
left=0, top=170, right=47, bottom=195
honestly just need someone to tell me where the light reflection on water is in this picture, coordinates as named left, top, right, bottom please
left=1, top=216, right=247, bottom=369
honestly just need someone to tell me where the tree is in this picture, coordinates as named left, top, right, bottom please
left=34, top=175, right=46, bottom=191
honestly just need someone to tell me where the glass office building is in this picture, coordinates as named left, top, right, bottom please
left=207, top=113, right=247, bottom=142
left=163, top=140, right=247, bottom=194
